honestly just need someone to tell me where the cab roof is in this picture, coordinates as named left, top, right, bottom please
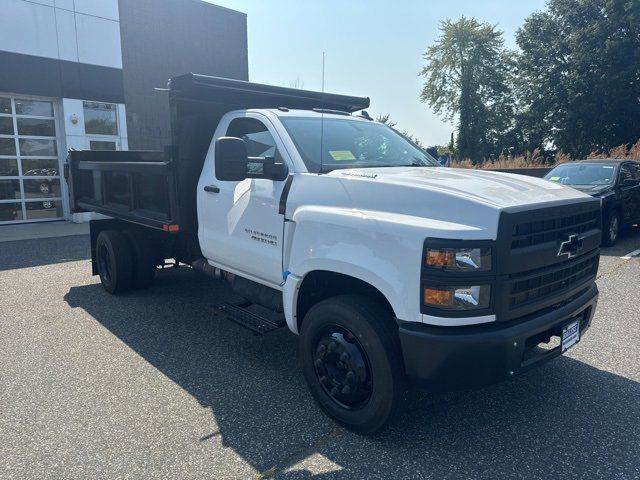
left=258, top=108, right=372, bottom=122
left=576, top=159, right=635, bottom=165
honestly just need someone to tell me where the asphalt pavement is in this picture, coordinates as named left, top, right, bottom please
left=1, top=228, right=639, bottom=479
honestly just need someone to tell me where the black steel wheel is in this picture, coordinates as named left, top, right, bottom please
left=97, top=242, right=112, bottom=284
left=300, top=294, right=406, bottom=434
left=96, top=230, right=134, bottom=294
left=313, top=325, right=373, bottom=410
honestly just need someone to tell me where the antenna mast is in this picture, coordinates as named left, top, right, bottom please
left=319, top=52, right=326, bottom=173
left=322, top=52, right=325, bottom=92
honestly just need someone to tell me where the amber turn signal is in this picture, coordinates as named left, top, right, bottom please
left=425, top=250, right=455, bottom=268
left=423, top=285, right=491, bottom=310
left=424, top=288, right=454, bottom=306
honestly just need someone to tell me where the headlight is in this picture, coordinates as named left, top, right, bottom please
left=425, top=247, right=491, bottom=272
left=423, top=285, right=491, bottom=310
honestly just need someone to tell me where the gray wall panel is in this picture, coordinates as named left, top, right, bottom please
left=0, top=50, right=124, bottom=103
left=118, top=0, right=248, bottom=150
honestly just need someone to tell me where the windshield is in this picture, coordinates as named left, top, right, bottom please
left=280, top=116, right=438, bottom=173
left=544, top=164, right=616, bottom=186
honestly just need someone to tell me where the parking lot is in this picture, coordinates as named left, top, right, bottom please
left=1, top=229, right=639, bottom=479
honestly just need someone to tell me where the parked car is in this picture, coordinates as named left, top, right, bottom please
left=544, top=160, right=640, bottom=246
left=68, top=74, right=601, bottom=433
left=22, top=168, right=58, bottom=196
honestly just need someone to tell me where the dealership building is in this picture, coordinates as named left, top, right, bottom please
left=0, top=0, right=247, bottom=224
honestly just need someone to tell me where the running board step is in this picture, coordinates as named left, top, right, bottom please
left=217, top=303, right=286, bottom=335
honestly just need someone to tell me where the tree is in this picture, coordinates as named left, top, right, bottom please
left=288, top=76, right=305, bottom=90
left=419, top=16, right=514, bottom=162
left=516, top=0, right=640, bottom=157
left=376, top=114, right=425, bottom=148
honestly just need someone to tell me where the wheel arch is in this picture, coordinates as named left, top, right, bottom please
left=293, top=269, right=397, bottom=333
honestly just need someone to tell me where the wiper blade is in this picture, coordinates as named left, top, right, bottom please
left=396, top=161, right=434, bottom=167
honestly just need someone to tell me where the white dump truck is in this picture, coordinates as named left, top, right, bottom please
left=68, top=74, right=601, bottom=433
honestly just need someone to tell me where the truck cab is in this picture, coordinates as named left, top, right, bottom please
left=68, top=74, right=601, bottom=434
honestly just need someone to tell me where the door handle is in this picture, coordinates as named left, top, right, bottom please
left=204, top=185, right=220, bottom=193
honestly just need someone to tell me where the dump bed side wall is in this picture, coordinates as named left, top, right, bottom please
left=67, top=150, right=183, bottom=231
left=68, top=73, right=371, bottom=236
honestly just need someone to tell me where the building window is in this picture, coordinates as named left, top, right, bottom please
left=15, top=99, right=54, bottom=117
left=90, top=140, right=117, bottom=151
left=0, top=95, right=64, bottom=224
left=83, top=102, right=118, bottom=136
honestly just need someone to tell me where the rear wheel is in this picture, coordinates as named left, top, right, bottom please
left=96, top=230, right=134, bottom=294
left=123, top=230, right=157, bottom=289
left=299, top=295, right=406, bottom=434
left=603, top=211, right=620, bottom=246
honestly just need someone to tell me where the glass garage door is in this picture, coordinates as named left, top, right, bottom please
left=0, top=96, right=64, bottom=223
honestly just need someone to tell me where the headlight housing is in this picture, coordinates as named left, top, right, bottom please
left=423, top=285, right=491, bottom=310
left=425, top=247, right=492, bottom=272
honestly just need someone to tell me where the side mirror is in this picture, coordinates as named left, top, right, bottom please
left=215, top=137, right=248, bottom=181
left=263, top=158, right=289, bottom=181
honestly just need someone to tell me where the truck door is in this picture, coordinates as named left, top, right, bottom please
left=618, top=164, right=640, bottom=224
left=198, top=114, right=289, bottom=287
left=626, top=163, right=640, bottom=222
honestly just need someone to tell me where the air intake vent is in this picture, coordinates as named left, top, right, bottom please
left=509, top=254, right=599, bottom=308
left=511, top=209, right=599, bottom=249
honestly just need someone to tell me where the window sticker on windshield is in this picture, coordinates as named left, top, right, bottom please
left=549, top=176, right=560, bottom=181
left=329, top=150, right=356, bottom=161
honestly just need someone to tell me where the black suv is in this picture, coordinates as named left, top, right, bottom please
left=544, top=160, right=640, bottom=246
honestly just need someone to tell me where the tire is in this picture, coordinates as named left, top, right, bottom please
left=123, top=230, right=157, bottom=289
left=299, top=294, right=406, bottom=434
left=95, top=230, right=134, bottom=294
left=603, top=211, right=620, bottom=247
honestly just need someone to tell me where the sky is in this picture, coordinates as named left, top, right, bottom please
left=204, top=0, right=547, bottom=146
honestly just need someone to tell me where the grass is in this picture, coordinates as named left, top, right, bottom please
left=451, top=140, right=640, bottom=169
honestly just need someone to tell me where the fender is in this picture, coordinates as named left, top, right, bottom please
left=284, top=205, right=458, bottom=332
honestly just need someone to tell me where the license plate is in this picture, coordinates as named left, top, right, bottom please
left=562, top=320, right=580, bottom=352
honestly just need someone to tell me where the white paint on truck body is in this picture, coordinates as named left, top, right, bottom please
left=197, top=109, right=592, bottom=331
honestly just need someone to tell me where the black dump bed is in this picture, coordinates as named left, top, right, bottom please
left=67, top=73, right=370, bottom=233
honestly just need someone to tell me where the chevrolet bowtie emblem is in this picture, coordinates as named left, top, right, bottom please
left=558, top=234, right=584, bottom=259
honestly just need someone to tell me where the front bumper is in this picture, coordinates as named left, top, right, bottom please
left=399, top=283, right=598, bottom=391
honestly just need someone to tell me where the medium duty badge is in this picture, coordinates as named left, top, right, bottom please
left=557, top=234, right=584, bottom=259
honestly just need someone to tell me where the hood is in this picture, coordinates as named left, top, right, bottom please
left=331, top=167, right=590, bottom=209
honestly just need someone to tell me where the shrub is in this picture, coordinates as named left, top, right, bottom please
left=450, top=140, right=640, bottom=169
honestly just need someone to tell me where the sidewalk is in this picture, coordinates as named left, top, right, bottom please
left=0, top=221, right=89, bottom=243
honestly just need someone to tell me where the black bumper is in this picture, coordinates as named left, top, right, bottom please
left=399, top=284, right=598, bottom=391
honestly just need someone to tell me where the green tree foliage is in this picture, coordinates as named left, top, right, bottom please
left=515, top=0, right=640, bottom=157
left=376, top=114, right=426, bottom=148
left=419, top=16, right=514, bottom=162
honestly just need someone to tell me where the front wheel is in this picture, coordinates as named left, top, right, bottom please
left=603, top=211, right=620, bottom=247
left=299, top=295, right=406, bottom=434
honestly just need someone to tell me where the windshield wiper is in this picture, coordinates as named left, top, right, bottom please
left=395, top=161, right=435, bottom=167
